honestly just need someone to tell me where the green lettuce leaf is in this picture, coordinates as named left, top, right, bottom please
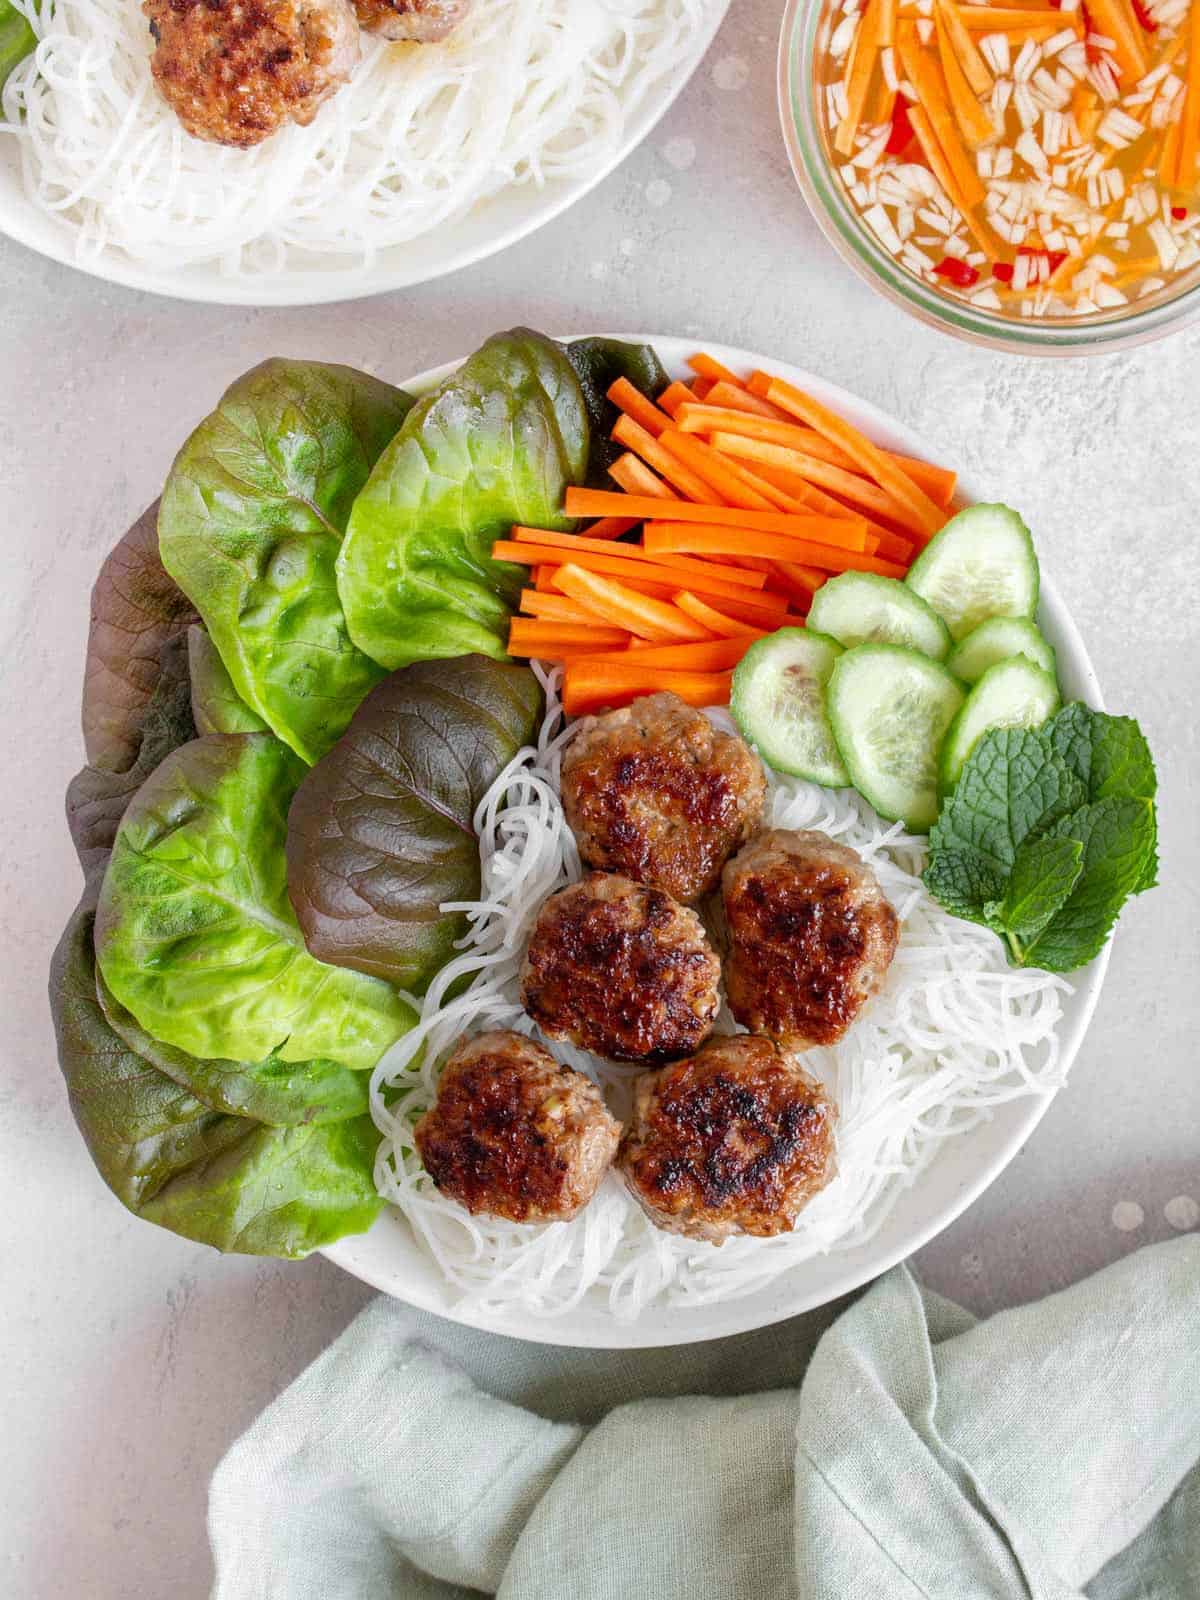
left=95, top=733, right=415, bottom=1070
left=159, top=360, right=413, bottom=764
left=50, top=899, right=381, bottom=1256
left=336, top=328, right=588, bottom=671
left=187, top=624, right=269, bottom=735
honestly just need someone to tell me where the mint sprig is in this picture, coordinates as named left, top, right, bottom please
left=924, top=706, right=1157, bottom=974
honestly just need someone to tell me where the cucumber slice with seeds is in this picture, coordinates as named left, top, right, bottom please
left=807, top=572, right=951, bottom=660
left=730, top=628, right=849, bottom=786
left=940, top=657, right=1061, bottom=789
left=827, top=644, right=964, bottom=832
left=906, top=504, right=1039, bottom=641
left=946, top=616, right=1057, bottom=685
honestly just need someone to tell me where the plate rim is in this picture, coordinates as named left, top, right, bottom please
left=0, top=4, right=731, bottom=307
left=323, top=332, right=1110, bottom=1348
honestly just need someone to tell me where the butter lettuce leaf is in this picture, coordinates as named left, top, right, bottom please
left=159, top=360, right=413, bottom=764
left=336, top=329, right=588, bottom=671
left=95, top=733, right=415, bottom=1070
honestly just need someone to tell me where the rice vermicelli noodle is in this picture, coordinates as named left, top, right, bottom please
left=370, top=664, right=1072, bottom=1324
left=0, top=0, right=720, bottom=277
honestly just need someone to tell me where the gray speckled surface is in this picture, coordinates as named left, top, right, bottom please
left=1, top=3, right=1198, bottom=1593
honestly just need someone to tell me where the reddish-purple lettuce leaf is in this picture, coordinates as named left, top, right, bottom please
left=285, top=654, right=543, bottom=990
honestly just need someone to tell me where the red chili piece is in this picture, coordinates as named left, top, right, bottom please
left=1172, top=205, right=1188, bottom=220
left=886, top=97, right=914, bottom=156
left=1130, top=0, right=1158, bottom=30
left=934, top=256, right=981, bottom=287
left=993, top=262, right=1015, bottom=283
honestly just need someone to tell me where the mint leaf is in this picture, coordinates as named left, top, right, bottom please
left=983, top=833, right=1083, bottom=967
left=1047, top=703, right=1157, bottom=802
left=1022, top=797, right=1156, bottom=972
left=923, top=847, right=1007, bottom=923
left=929, top=726, right=1085, bottom=874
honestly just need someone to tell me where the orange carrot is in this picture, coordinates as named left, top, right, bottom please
left=896, top=23, right=986, bottom=207
left=708, top=430, right=925, bottom=543
left=508, top=619, right=632, bottom=653
left=519, top=589, right=608, bottom=624
left=621, top=636, right=761, bottom=669
left=657, top=428, right=777, bottom=512
left=643, top=522, right=908, bottom=578
left=1172, top=9, right=1198, bottom=190
left=563, top=660, right=733, bottom=717
left=609, top=452, right=680, bottom=500
left=769, top=560, right=826, bottom=602
left=932, top=0, right=993, bottom=97
left=935, top=4, right=997, bottom=147
left=657, top=381, right=700, bottom=419
left=904, top=102, right=996, bottom=257
left=743, top=376, right=946, bottom=541
left=675, top=404, right=958, bottom=506
left=503, top=549, right=786, bottom=615
left=691, top=377, right=715, bottom=400
left=612, top=414, right=723, bottom=503
left=836, top=0, right=884, bottom=156
left=584, top=516, right=640, bottom=541
left=502, top=535, right=767, bottom=595
left=607, top=377, right=672, bottom=438
left=553, top=565, right=713, bottom=643
left=686, top=352, right=743, bottom=386
left=563, top=489, right=874, bottom=548
left=704, top=380, right=790, bottom=420
left=1086, top=0, right=1148, bottom=81
left=672, top=590, right=765, bottom=639
left=508, top=525, right=763, bottom=586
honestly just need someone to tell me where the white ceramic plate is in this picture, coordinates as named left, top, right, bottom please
left=0, top=6, right=728, bottom=306
left=325, top=335, right=1109, bottom=1348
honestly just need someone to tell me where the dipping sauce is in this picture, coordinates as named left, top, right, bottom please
left=815, top=0, right=1200, bottom=317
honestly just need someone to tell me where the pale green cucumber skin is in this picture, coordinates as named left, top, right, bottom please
left=905, top=504, right=1039, bottom=641
left=946, top=616, right=1057, bottom=685
left=806, top=572, right=952, bottom=660
left=730, top=627, right=849, bottom=787
left=827, top=643, right=965, bottom=833
left=939, top=658, right=1062, bottom=790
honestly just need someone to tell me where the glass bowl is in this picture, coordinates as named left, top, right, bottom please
left=777, top=0, right=1200, bottom=354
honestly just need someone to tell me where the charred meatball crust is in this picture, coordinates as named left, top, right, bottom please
left=353, top=0, right=467, bottom=39
left=561, top=692, right=766, bottom=902
left=145, top=0, right=359, bottom=148
left=413, top=1031, right=619, bottom=1224
left=520, top=872, right=721, bottom=1064
left=619, top=1035, right=836, bottom=1243
left=721, top=829, right=899, bottom=1047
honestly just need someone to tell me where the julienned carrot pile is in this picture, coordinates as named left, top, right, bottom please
left=494, top=352, right=960, bottom=715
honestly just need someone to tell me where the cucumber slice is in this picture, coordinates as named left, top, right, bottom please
left=730, top=628, right=849, bottom=786
left=906, top=504, right=1039, bottom=641
left=940, top=657, right=1061, bottom=789
left=946, top=615, right=1057, bottom=685
left=827, top=644, right=965, bottom=832
left=807, top=571, right=952, bottom=660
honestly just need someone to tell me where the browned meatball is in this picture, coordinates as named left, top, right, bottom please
left=722, top=829, right=899, bottom=1047
left=354, top=0, right=467, bottom=40
left=145, top=0, right=359, bottom=148
left=520, top=872, right=721, bottom=1064
left=561, top=693, right=766, bottom=902
left=413, top=1031, right=619, bottom=1224
left=618, top=1035, right=836, bottom=1243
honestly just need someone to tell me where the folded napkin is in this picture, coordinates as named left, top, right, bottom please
left=209, top=1236, right=1200, bottom=1599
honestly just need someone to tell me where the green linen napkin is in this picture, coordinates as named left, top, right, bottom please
left=209, top=1236, right=1200, bottom=1599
